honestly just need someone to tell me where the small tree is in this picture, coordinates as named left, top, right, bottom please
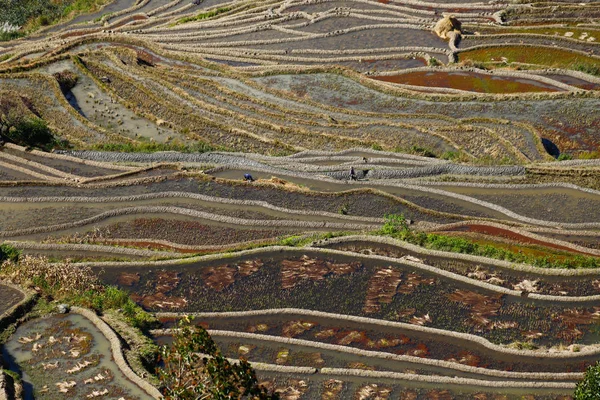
left=575, top=362, right=600, bottom=400
left=158, top=318, right=279, bottom=399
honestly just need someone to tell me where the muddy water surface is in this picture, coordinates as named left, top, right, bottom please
left=2, top=313, right=152, bottom=399
left=372, top=71, right=564, bottom=93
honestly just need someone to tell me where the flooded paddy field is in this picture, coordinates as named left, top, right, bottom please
left=372, top=71, right=564, bottom=94
left=208, top=169, right=523, bottom=222
left=1, top=0, right=599, bottom=396
left=2, top=313, right=152, bottom=399
left=156, top=312, right=598, bottom=373
left=98, top=249, right=600, bottom=347
left=317, top=238, right=600, bottom=296
left=0, top=146, right=124, bottom=178
left=434, top=185, right=600, bottom=224
left=4, top=213, right=311, bottom=246
left=253, top=374, right=573, bottom=400
left=0, top=195, right=374, bottom=232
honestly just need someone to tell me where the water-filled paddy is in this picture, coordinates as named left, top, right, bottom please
left=1, top=146, right=122, bottom=178
left=435, top=185, right=600, bottom=224
left=260, top=373, right=574, bottom=399
left=208, top=168, right=519, bottom=221
left=251, top=28, right=448, bottom=51
left=372, top=71, right=564, bottom=93
left=156, top=312, right=597, bottom=374
left=317, top=238, right=600, bottom=296
left=0, top=195, right=375, bottom=232
left=2, top=313, right=152, bottom=399
left=98, top=249, right=600, bottom=346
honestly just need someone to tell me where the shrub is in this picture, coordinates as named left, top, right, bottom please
left=0, top=243, right=20, bottom=263
left=379, top=214, right=410, bottom=237
left=0, top=255, right=158, bottom=330
left=557, top=153, right=573, bottom=161
left=71, top=286, right=159, bottom=331
left=441, top=151, right=460, bottom=160
left=410, top=145, right=436, bottom=158
left=575, top=362, right=600, bottom=399
left=576, top=64, right=600, bottom=77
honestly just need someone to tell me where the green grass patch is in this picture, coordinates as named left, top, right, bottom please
left=176, top=7, right=231, bottom=25
left=0, top=243, right=21, bottom=263
left=376, top=214, right=600, bottom=269
left=91, top=140, right=217, bottom=153
left=458, top=46, right=600, bottom=75
left=69, top=286, right=159, bottom=331
left=0, top=31, right=24, bottom=42
left=0, top=0, right=110, bottom=39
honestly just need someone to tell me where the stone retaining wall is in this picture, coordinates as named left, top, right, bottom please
left=0, top=191, right=383, bottom=224
left=0, top=282, right=38, bottom=337
left=0, top=206, right=376, bottom=238
left=74, top=245, right=600, bottom=301
left=4, top=241, right=176, bottom=258
left=155, top=307, right=600, bottom=359
left=70, top=307, right=162, bottom=399
left=317, top=234, right=600, bottom=276
left=325, top=164, right=525, bottom=179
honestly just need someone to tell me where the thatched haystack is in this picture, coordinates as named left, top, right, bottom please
left=434, top=15, right=462, bottom=39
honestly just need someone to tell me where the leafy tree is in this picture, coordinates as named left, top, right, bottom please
left=158, top=318, right=279, bottom=399
left=575, top=362, right=600, bottom=399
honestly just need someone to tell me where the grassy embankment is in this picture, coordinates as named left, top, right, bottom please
left=459, top=46, right=600, bottom=76
left=0, top=0, right=111, bottom=41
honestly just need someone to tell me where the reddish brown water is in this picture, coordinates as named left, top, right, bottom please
left=372, top=71, right=563, bottom=93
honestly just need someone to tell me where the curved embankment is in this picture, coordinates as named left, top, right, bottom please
left=206, top=166, right=600, bottom=229
left=71, top=307, right=162, bottom=399
left=426, top=221, right=600, bottom=257
left=154, top=307, right=600, bottom=362
left=0, top=282, right=37, bottom=333
left=153, top=328, right=579, bottom=387
left=0, top=191, right=384, bottom=225
left=313, top=234, right=600, bottom=278
left=4, top=241, right=177, bottom=259
left=78, top=245, right=600, bottom=303
left=0, top=206, right=377, bottom=239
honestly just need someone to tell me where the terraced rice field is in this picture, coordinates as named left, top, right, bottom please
left=1, top=0, right=600, bottom=398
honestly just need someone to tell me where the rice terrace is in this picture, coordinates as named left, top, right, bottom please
left=1, top=0, right=600, bottom=398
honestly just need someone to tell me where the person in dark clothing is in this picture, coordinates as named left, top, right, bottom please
left=243, top=173, right=255, bottom=182
left=350, top=167, right=357, bottom=181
